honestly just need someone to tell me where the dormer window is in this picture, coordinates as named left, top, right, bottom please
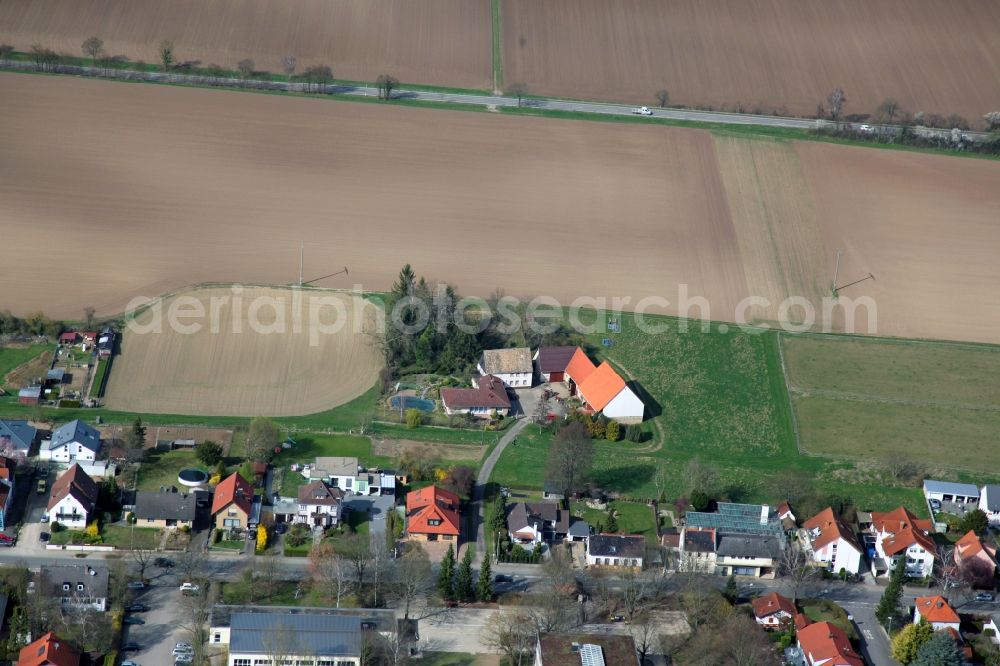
left=62, top=583, right=70, bottom=591
left=428, top=519, right=442, bottom=526
left=77, top=583, right=85, bottom=591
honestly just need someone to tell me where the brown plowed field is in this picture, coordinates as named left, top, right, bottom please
left=501, top=0, right=1000, bottom=125
left=2, top=74, right=1000, bottom=344
left=0, top=0, right=492, bottom=90
left=104, top=287, right=383, bottom=416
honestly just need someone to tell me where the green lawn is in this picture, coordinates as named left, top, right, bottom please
left=136, top=450, right=204, bottom=492
left=0, top=344, right=50, bottom=389
left=347, top=509, right=370, bottom=535
left=800, top=598, right=859, bottom=641
left=89, top=357, right=109, bottom=398
left=102, top=526, right=159, bottom=550
left=784, top=334, right=1000, bottom=472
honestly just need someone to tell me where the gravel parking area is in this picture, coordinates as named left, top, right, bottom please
left=123, top=581, right=190, bottom=666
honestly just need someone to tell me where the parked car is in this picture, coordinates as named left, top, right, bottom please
left=124, top=603, right=148, bottom=612
left=0, top=534, right=15, bottom=547
left=39, top=532, right=50, bottom=543
left=610, top=614, right=625, bottom=622
left=275, top=523, right=288, bottom=535
left=930, top=499, right=942, bottom=511
left=126, top=581, right=147, bottom=590
left=36, top=479, right=46, bottom=494
left=121, top=642, right=141, bottom=651
left=120, top=661, right=141, bottom=666
left=632, top=106, right=653, bottom=116
left=155, top=557, right=174, bottom=568
left=857, top=124, right=874, bottom=133
left=40, top=514, right=49, bottom=523
left=179, top=582, right=200, bottom=594
left=975, top=592, right=995, bottom=602
left=494, top=574, right=513, bottom=583
left=123, top=616, right=145, bottom=625
left=173, top=648, right=194, bottom=658
left=174, top=642, right=194, bottom=652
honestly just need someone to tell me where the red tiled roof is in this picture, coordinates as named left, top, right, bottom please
left=47, top=464, right=98, bottom=512
left=794, top=613, right=812, bottom=631
left=565, top=348, right=596, bottom=385
left=955, top=530, right=996, bottom=562
left=871, top=506, right=936, bottom=555
left=803, top=507, right=863, bottom=554
left=577, top=361, right=626, bottom=411
left=406, top=485, right=460, bottom=536
left=211, top=472, right=253, bottom=516
left=752, top=592, right=796, bottom=619
left=914, top=595, right=960, bottom=624
left=440, top=375, right=511, bottom=410
left=18, top=632, right=80, bottom=666
left=798, top=622, right=864, bottom=666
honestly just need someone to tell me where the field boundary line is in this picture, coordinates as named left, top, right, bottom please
left=491, top=0, right=504, bottom=93
left=775, top=332, right=803, bottom=455
left=783, top=329, right=1000, bottom=352
left=788, top=386, right=1000, bottom=413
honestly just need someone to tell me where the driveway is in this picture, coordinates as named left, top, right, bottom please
left=342, top=493, right=396, bottom=548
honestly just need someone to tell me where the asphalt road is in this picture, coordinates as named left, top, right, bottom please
left=472, top=417, right=530, bottom=562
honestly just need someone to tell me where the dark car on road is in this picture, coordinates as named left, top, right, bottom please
left=125, top=603, right=149, bottom=612
left=121, top=642, right=141, bottom=652
left=123, top=617, right=145, bottom=625
left=155, top=557, right=174, bottom=568
left=39, top=532, right=50, bottom=543
left=494, top=574, right=513, bottom=583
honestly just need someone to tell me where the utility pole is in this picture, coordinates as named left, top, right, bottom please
left=832, top=248, right=843, bottom=292
left=298, top=243, right=304, bottom=287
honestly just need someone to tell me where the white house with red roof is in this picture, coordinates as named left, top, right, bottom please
left=440, top=375, right=511, bottom=418
left=797, top=621, right=864, bottom=666
left=800, top=507, right=864, bottom=575
left=405, top=485, right=461, bottom=541
left=752, top=592, right=796, bottom=629
left=913, top=595, right=960, bottom=632
left=558, top=348, right=643, bottom=423
left=954, top=529, right=997, bottom=573
left=867, top=506, right=936, bottom=578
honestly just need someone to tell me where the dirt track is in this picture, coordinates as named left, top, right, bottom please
left=2, top=74, right=1000, bottom=344
left=0, top=0, right=492, bottom=90
left=104, top=287, right=383, bottom=416
left=502, top=0, right=1000, bottom=125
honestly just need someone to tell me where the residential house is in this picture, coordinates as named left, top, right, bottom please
left=0, top=457, right=16, bottom=530
left=678, top=527, right=717, bottom=573
left=440, top=375, right=512, bottom=418
left=208, top=605, right=397, bottom=666
left=0, top=419, right=38, bottom=456
left=81, top=331, right=98, bottom=346
left=585, top=534, right=645, bottom=568
left=681, top=503, right=787, bottom=577
left=477, top=347, right=533, bottom=388
left=58, top=332, right=79, bottom=346
left=506, top=502, right=569, bottom=545
left=132, top=490, right=197, bottom=528
left=867, top=506, right=936, bottom=578
left=33, top=564, right=109, bottom=611
left=567, top=519, right=591, bottom=542
left=212, top=473, right=255, bottom=531
left=39, top=420, right=101, bottom=463
left=980, top=485, right=1000, bottom=526
left=954, top=529, right=997, bottom=574
left=752, top=592, right=796, bottom=630
left=542, top=481, right=565, bottom=501
left=296, top=480, right=344, bottom=528
left=800, top=507, right=865, bottom=575
left=48, top=464, right=98, bottom=529
left=913, top=595, right=960, bottom=632
left=534, top=634, right=639, bottom=666
left=305, top=457, right=395, bottom=496
left=405, top=485, right=461, bottom=541
left=534, top=346, right=579, bottom=383
left=17, top=632, right=80, bottom=666
left=96, top=327, right=115, bottom=358
left=716, top=534, right=782, bottom=578
left=923, top=480, right=980, bottom=506
left=18, top=386, right=41, bottom=405
left=797, top=621, right=863, bottom=666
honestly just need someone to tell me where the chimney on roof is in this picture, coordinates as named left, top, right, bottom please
left=761, top=505, right=769, bottom=524
left=937, top=601, right=944, bottom=608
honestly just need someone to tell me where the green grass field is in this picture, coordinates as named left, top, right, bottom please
left=136, top=450, right=204, bottom=492
left=0, top=344, right=50, bottom=389
left=89, top=357, right=109, bottom=399
left=784, top=334, right=1000, bottom=472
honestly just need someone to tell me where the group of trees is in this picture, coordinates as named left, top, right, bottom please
left=892, top=621, right=968, bottom=666
left=438, top=544, right=493, bottom=603
left=875, top=555, right=907, bottom=627
left=0, top=309, right=63, bottom=337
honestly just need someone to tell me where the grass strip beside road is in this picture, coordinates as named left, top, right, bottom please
left=491, top=0, right=504, bottom=91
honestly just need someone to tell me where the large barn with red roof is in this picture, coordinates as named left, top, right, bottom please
left=537, top=346, right=644, bottom=423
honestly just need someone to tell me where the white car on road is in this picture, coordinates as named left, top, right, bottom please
left=632, top=106, right=653, bottom=116
left=179, top=582, right=200, bottom=594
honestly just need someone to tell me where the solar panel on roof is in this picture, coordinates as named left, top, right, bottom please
left=580, top=644, right=606, bottom=666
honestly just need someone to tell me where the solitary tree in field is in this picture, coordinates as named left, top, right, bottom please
left=246, top=417, right=281, bottom=462
left=376, top=74, right=399, bottom=100
left=985, top=111, right=1000, bottom=131
left=826, top=87, right=847, bottom=120
left=159, top=40, right=174, bottom=71
left=506, top=82, right=528, bottom=107
left=237, top=58, right=255, bottom=78
left=545, top=421, right=593, bottom=502
left=655, top=89, right=669, bottom=108
left=282, top=55, right=297, bottom=78
left=877, top=97, right=901, bottom=125
left=81, top=37, right=104, bottom=61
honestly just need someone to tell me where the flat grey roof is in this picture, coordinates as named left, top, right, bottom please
left=230, top=612, right=363, bottom=656
left=923, top=480, right=980, bottom=497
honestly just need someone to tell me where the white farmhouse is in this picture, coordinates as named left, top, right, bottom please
left=477, top=348, right=533, bottom=388
left=39, top=420, right=102, bottom=463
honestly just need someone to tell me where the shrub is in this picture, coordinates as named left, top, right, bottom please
left=605, top=421, right=621, bottom=441
left=624, top=424, right=643, bottom=442
left=255, top=524, right=268, bottom=553
left=405, top=408, right=423, bottom=428
left=50, top=521, right=64, bottom=533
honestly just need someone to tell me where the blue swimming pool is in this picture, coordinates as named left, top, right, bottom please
left=390, top=395, right=435, bottom=412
